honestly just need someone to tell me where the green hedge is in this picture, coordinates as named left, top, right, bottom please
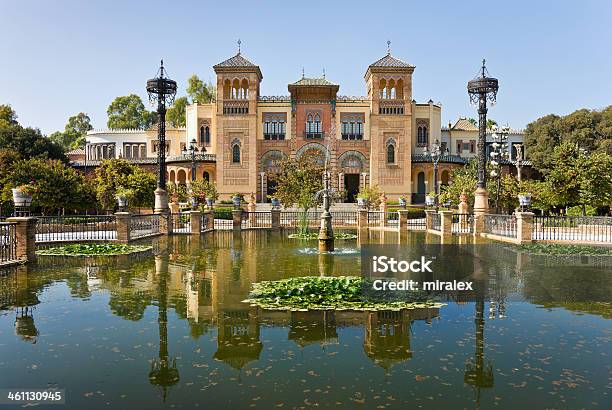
left=214, top=208, right=233, bottom=220
left=387, top=208, right=426, bottom=218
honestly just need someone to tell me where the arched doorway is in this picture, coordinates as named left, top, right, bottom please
left=441, top=170, right=450, bottom=186
left=261, top=150, right=286, bottom=202
left=417, top=172, right=426, bottom=203
left=177, top=169, right=187, bottom=185
left=338, top=150, right=366, bottom=203
left=203, top=171, right=210, bottom=182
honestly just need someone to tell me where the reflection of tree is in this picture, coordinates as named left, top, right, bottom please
left=108, top=290, right=152, bottom=321
left=148, top=254, right=180, bottom=402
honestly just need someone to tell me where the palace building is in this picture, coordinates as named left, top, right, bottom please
left=75, top=47, right=529, bottom=203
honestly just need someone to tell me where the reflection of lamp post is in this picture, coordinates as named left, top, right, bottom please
left=464, top=301, right=494, bottom=407
left=468, top=59, right=499, bottom=214
left=423, top=139, right=448, bottom=206
left=147, top=60, right=177, bottom=213
left=489, top=125, right=509, bottom=214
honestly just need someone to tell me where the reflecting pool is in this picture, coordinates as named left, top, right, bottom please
left=0, top=231, right=610, bottom=409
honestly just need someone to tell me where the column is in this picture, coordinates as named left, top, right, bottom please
left=260, top=172, right=266, bottom=202
left=7, top=217, right=37, bottom=263
left=114, top=212, right=131, bottom=243
left=515, top=212, right=534, bottom=244
left=190, top=210, right=201, bottom=235
left=424, top=209, right=436, bottom=231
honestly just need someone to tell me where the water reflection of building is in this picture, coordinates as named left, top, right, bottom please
left=214, top=308, right=263, bottom=370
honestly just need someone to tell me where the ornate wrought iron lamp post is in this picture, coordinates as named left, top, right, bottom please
left=147, top=60, right=177, bottom=213
left=468, top=59, right=498, bottom=214
left=182, top=138, right=200, bottom=182
left=489, top=125, right=509, bottom=213
left=423, top=139, right=447, bottom=206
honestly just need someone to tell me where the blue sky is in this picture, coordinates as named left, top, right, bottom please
left=1, top=0, right=611, bottom=134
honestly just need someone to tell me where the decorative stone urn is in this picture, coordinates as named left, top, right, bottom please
left=398, top=197, right=407, bottom=208
left=232, top=195, right=242, bottom=208
left=425, top=195, right=435, bottom=207
left=518, top=193, right=532, bottom=211
left=357, top=197, right=368, bottom=208
left=270, top=197, right=280, bottom=209
left=12, top=189, right=32, bottom=207
left=205, top=198, right=214, bottom=208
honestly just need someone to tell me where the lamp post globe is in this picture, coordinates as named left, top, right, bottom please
left=147, top=60, right=177, bottom=213
left=467, top=59, right=498, bottom=214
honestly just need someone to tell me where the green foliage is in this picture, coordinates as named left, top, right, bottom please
left=94, top=159, right=156, bottom=209
left=244, top=276, right=438, bottom=311
left=186, top=75, right=216, bottom=103
left=524, top=106, right=612, bottom=173
left=106, top=94, right=155, bottom=130
left=213, top=207, right=233, bottom=220
left=515, top=243, right=611, bottom=256
left=0, top=158, right=95, bottom=214
left=37, top=243, right=152, bottom=256
left=0, top=124, right=67, bottom=161
left=166, top=96, right=188, bottom=128
left=0, top=104, right=18, bottom=128
left=356, top=185, right=382, bottom=209
left=189, top=179, right=218, bottom=201
left=271, top=156, right=324, bottom=234
left=566, top=205, right=597, bottom=217
left=49, top=112, right=93, bottom=151
left=439, top=160, right=478, bottom=207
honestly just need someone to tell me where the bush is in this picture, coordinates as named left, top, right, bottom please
left=566, top=205, right=597, bottom=217
left=214, top=207, right=233, bottom=220
left=386, top=207, right=425, bottom=218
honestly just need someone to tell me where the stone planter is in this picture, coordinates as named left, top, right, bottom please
left=232, top=197, right=242, bottom=207
left=357, top=197, right=368, bottom=208
left=205, top=198, right=214, bottom=208
left=425, top=195, right=435, bottom=207
left=518, top=194, right=532, bottom=208
left=398, top=198, right=407, bottom=208
left=271, top=198, right=280, bottom=208
left=12, top=189, right=33, bottom=207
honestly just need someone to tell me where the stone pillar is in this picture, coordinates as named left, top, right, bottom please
left=424, top=209, right=436, bottom=231
left=190, top=210, right=201, bottom=235
left=247, top=193, right=256, bottom=225
left=154, top=187, right=169, bottom=214
left=114, top=212, right=131, bottom=243
left=440, top=210, right=453, bottom=236
left=458, top=191, right=470, bottom=226
left=232, top=209, right=243, bottom=231
left=398, top=210, right=408, bottom=231
left=473, top=214, right=485, bottom=237
left=271, top=209, right=280, bottom=230
left=516, top=212, right=534, bottom=244
left=358, top=209, right=368, bottom=230
left=379, top=192, right=388, bottom=227
left=157, top=211, right=172, bottom=235
left=7, top=217, right=37, bottom=263
left=202, top=210, right=214, bottom=231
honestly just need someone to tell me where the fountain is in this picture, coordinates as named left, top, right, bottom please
left=318, top=170, right=334, bottom=252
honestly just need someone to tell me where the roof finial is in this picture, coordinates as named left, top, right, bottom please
left=301, top=67, right=305, bottom=79
left=322, top=67, right=326, bottom=79
left=237, top=39, right=241, bottom=54
left=387, top=40, right=391, bottom=55
left=482, top=58, right=486, bottom=77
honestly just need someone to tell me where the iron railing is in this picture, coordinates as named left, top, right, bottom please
left=0, top=222, right=18, bottom=264
left=129, top=214, right=160, bottom=240
left=241, top=211, right=272, bottom=229
left=431, top=213, right=441, bottom=231
left=172, top=212, right=191, bottom=234
left=406, top=215, right=426, bottom=230
left=280, top=210, right=357, bottom=228
left=36, top=215, right=117, bottom=243
left=214, top=219, right=234, bottom=230
left=483, top=214, right=517, bottom=238
left=533, top=215, right=612, bottom=243
left=452, top=213, right=473, bottom=234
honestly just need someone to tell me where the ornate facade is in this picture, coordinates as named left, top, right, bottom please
left=78, top=47, right=529, bottom=203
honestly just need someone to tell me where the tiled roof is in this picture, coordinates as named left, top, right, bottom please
left=289, top=77, right=338, bottom=86
left=369, top=53, right=414, bottom=68
left=451, top=118, right=478, bottom=131
left=214, top=53, right=258, bottom=68
left=66, top=148, right=85, bottom=155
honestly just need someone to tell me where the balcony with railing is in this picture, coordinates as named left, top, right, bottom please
left=303, top=131, right=325, bottom=139
left=223, top=100, right=249, bottom=115
left=378, top=99, right=405, bottom=115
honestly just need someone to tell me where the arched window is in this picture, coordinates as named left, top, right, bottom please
left=306, top=114, right=313, bottom=133
left=205, top=126, right=210, bottom=144
left=314, top=114, right=321, bottom=134
left=231, top=140, right=241, bottom=163
left=203, top=171, right=210, bottom=182
left=200, top=126, right=205, bottom=144
left=387, top=144, right=395, bottom=164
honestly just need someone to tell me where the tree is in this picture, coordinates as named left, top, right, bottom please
left=0, top=104, right=18, bottom=128
left=468, top=118, right=477, bottom=126
left=166, top=96, right=188, bottom=128
left=94, top=159, right=156, bottom=209
left=577, top=151, right=612, bottom=209
left=524, top=106, right=612, bottom=173
left=0, top=124, right=67, bottom=161
left=0, top=158, right=96, bottom=214
left=487, top=119, right=498, bottom=129
left=187, top=75, right=215, bottom=103
left=50, top=112, right=93, bottom=151
left=270, top=157, right=324, bottom=234
left=107, top=94, right=156, bottom=130
left=439, top=160, right=478, bottom=207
